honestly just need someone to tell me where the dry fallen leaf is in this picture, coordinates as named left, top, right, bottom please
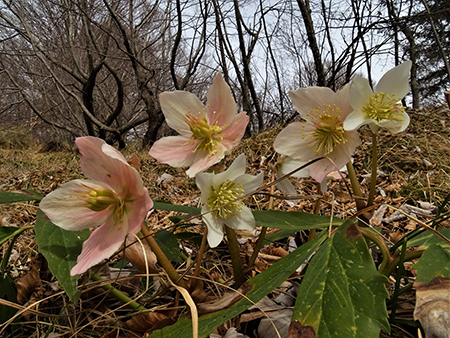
left=414, top=277, right=450, bottom=338
left=121, top=234, right=160, bottom=274
left=16, top=256, right=43, bottom=304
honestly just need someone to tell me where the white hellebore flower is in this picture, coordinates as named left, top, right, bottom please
left=344, top=61, right=412, bottom=134
left=196, top=154, right=263, bottom=248
left=274, top=84, right=360, bottom=183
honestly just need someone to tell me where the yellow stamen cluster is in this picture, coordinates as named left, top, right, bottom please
left=207, top=180, right=244, bottom=219
left=76, top=184, right=125, bottom=227
left=362, top=92, right=405, bottom=123
left=185, top=112, right=223, bottom=156
left=302, top=104, right=347, bottom=156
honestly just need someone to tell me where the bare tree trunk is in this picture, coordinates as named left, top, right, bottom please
left=386, top=0, right=420, bottom=108
left=296, top=0, right=326, bottom=86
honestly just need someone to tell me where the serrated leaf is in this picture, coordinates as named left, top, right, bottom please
left=253, top=210, right=343, bottom=230
left=148, top=230, right=328, bottom=338
left=407, top=228, right=450, bottom=249
left=292, top=221, right=390, bottom=338
left=0, top=190, right=43, bottom=203
left=34, top=209, right=90, bottom=302
left=154, top=230, right=181, bottom=263
left=412, top=244, right=450, bottom=283
left=0, top=226, right=32, bottom=246
left=153, top=200, right=200, bottom=215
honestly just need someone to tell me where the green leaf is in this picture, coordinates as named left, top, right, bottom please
left=34, top=209, right=90, bottom=302
left=154, top=230, right=182, bottom=263
left=153, top=200, right=200, bottom=215
left=0, top=190, right=43, bottom=203
left=412, top=244, right=450, bottom=283
left=149, top=230, right=328, bottom=338
left=0, top=273, right=18, bottom=326
left=253, top=210, right=343, bottom=230
left=264, top=229, right=298, bottom=242
left=292, top=221, right=390, bottom=338
left=0, top=226, right=32, bottom=246
left=407, top=228, right=450, bottom=249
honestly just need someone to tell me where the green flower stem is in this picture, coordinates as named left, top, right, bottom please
left=380, top=249, right=425, bottom=277
left=90, top=273, right=146, bottom=311
left=225, top=225, right=246, bottom=288
left=248, top=226, right=267, bottom=269
left=360, top=227, right=392, bottom=273
left=308, top=182, right=323, bottom=241
left=367, top=132, right=378, bottom=207
left=141, top=224, right=187, bottom=289
left=192, top=227, right=208, bottom=288
left=248, top=170, right=276, bottom=269
left=346, top=161, right=366, bottom=211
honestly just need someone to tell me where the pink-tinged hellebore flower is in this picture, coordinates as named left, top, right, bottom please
left=149, top=72, right=249, bottom=177
left=196, top=154, right=263, bottom=248
left=344, top=61, right=412, bottom=134
left=274, top=84, right=361, bottom=183
left=39, top=137, right=153, bottom=276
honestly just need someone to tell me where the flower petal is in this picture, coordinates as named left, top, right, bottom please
left=220, top=112, right=249, bottom=150
left=281, top=157, right=309, bottom=178
left=289, top=87, right=336, bottom=117
left=149, top=135, right=197, bottom=168
left=234, top=171, right=263, bottom=194
left=160, top=91, right=206, bottom=137
left=343, top=109, right=371, bottom=131
left=206, top=73, right=237, bottom=128
left=39, top=179, right=113, bottom=231
left=196, top=172, right=215, bottom=204
left=379, top=111, right=410, bottom=133
left=186, top=146, right=225, bottom=178
left=76, top=137, right=143, bottom=196
left=70, top=216, right=130, bottom=275
left=213, top=153, right=246, bottom=184
left=276, top=173, right=297, bottom=195
left=273, top=122, right=318, bottom=160
left=203, top=211, right=224, bottom=248
left=125, top=188, right=153, bottom=235
left=376, top=61, right=412, bottom=99
left=222, top=206, right=255, bottom=231
left=348, top=76, right=374, bottom=110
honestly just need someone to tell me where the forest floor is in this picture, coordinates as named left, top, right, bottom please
left=1, top=104, right=450, bottom=338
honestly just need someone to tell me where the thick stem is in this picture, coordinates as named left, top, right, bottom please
left=90, top=273, right=146, bottom=311
left=225, top=226, right=246, bottom=288
left=360, top=227, right=392, bottom=273
left=381, top=249, right=425, bottom=277
left=367, top=132, right=378, bottom=207
left=346, top=161, right=366, bottom=211
left=141, top=224, right=186, bottom=289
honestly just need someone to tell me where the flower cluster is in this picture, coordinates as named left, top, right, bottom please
left=275, top=61, right=412, bottom=190
left=42, top=61, right=412, bottom=271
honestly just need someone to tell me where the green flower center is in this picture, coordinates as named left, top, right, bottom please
left=207, top=180, right=244, bottom=219
left=362, top=92, right=405, bottom=123
left=303, top=104, right=347, bottom=156
left=76, top=184, right=125, bottom=226
left=185, top=112, right=223, bottom=156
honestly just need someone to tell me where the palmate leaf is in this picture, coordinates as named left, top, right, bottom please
left=292, top=221, right=390, bottom=338
left=149, top=230, right=329, bottom=338
left=253, top=210, right=342, bottom=230
left=34, top=209, right=90, bottom=303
